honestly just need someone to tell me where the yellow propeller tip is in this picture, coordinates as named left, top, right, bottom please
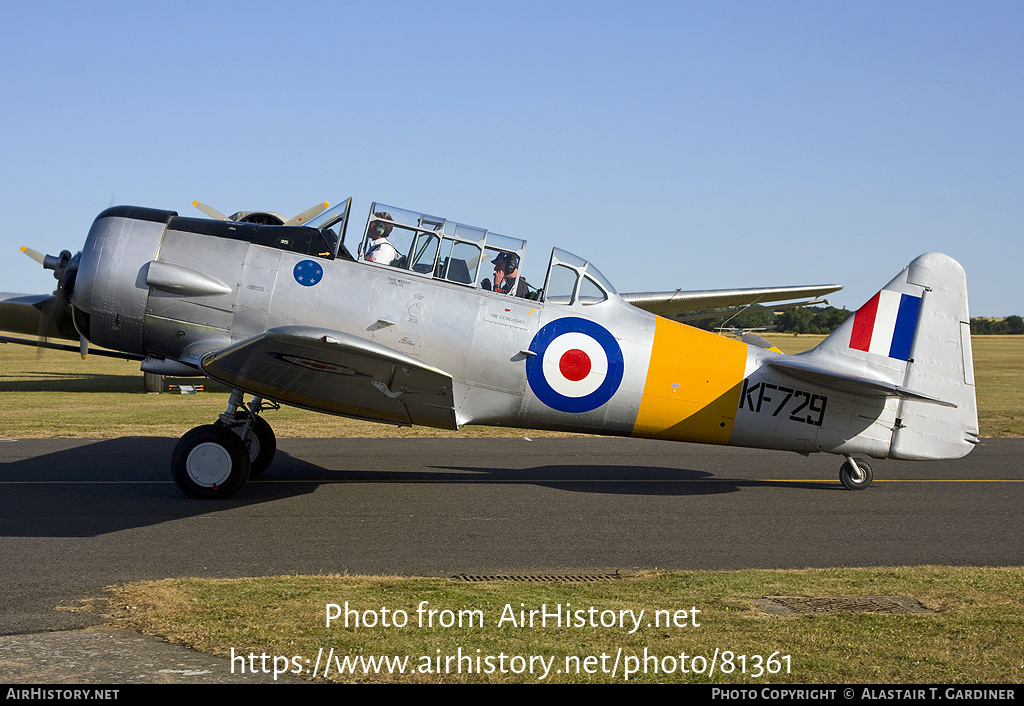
left=192, top=200, right=199, bottom=206
left=20, top=246, right=27, bottom=252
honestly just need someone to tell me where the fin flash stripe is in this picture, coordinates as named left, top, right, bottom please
left=850, top=290, right=922, bottom=361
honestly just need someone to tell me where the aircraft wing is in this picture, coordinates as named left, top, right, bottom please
left=0, top=292, right=74, bottom=339
left=0, top=292, right=51, bottom=336
left=200, top=326, right=458, bottom=429
left=619, top=284, right=843, bottom=318
left=0, top=291, right=141, bottom=360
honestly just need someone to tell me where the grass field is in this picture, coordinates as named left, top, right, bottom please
left=1, top=335, right=1020, bottom=438
left=96, top=567, right=1024, bottom=683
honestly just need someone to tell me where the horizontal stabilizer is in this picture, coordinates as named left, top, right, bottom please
left=768, top=358, right=955, bottom=407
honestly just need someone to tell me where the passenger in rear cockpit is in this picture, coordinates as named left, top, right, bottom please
left=482, top=252, right=529, bottom=298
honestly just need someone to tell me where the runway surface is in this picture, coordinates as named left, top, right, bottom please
left=1, top=436, right=1022, bottom=634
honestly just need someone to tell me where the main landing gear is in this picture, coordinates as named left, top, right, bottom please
left=171, top=390, right=278, bottom=498
left=839, top=455, right=873, bottom=491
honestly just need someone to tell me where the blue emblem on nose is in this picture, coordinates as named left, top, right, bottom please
left=293, top=260, right=324, bottom=287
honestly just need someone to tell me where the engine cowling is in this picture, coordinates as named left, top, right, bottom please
left=71, top=206, right=177, bottom=355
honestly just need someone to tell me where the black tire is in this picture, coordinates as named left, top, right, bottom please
left=171, top=425, right=251, bottom=498
left=839, top=458, right=873, bottom=491
left=143, top=372, right=164, bottom=393
left=215, top=412, right=277, bottom=477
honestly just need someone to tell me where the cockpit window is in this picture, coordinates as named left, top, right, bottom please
left=303, top=198, right=352, bottom=259
left=544, top=264, right=579, bottom=305
left=360, top=206, right=443, bottom=269
left=541, top=247, right=615, bottom=306
left=579, top=274, right=608, bottom=305
left=359, top=203, right=527, bottom=290
left=438, top=238, right=482, bottom=284
left=410, top=232, right=441, bottom=274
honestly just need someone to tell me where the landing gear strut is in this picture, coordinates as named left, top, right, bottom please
left=839, top=455, right=873, bottom=491
left=171, top=390, right=277, bottom=498
left=216, top=411, right=276, bottom=477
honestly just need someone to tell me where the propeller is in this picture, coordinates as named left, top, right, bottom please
left=19, top=245, right=87, bottom=358
left=283, top=202, right=329, bottom=226
left=192, top=201, right=229, bottom=220
left=192, top=200, right=329, bottom=226
left=20, top=246, right=47, bottom=266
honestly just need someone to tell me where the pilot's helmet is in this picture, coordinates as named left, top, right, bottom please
left=370, top=212, right=394, bottom=238
left=491, top=252, right=519, bottom=273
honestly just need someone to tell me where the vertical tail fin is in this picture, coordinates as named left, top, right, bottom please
left=792, top=253, right=978, bottom=460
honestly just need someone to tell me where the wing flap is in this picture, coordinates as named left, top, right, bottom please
left=201, top=326, right=457, bottom=429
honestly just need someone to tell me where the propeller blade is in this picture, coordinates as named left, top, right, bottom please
left=20, top=246, right=46, bottom=265
left=192, top=201, right=229, bottom=220
left=284, top=202, right=329, bottom=226
left=80, top=336, right=89, bottom=359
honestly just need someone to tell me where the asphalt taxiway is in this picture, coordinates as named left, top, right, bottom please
left=1, top=436, right=1021, bottom=637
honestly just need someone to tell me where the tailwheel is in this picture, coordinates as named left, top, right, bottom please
left=172, top=425, right=251, bottom=498
left=215, top=411, right=277, bottom=477
left=839, top=456, right=873, bottom=491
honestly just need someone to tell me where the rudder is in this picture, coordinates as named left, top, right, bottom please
left=887, top=253, right=978, bottom=459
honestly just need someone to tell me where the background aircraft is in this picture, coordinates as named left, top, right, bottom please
left=1, top=197, right=976, bottom=498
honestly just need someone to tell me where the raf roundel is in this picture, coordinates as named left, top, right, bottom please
left=293, top=259, right=324, bottom=287
left=526, top=317, right=624, bottom=413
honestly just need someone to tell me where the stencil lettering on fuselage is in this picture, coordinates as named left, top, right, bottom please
left=526, top=317, right=624, bottom=413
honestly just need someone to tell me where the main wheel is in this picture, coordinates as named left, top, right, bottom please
left=839, top=458, right=873, bottom=491
left=172, top=425, right=251, bottom=498
left=215, top=412, right=276, bottom=477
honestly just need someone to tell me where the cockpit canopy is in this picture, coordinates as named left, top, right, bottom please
left=355, top=202, right=530, bottom=289
left=303, top=199, right=616, bottom=307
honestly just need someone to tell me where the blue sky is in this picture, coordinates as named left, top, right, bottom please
left=1, top=1, right=1020, bottom=315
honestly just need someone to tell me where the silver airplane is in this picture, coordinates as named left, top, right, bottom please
left=1, top=197, right=977, bottom=498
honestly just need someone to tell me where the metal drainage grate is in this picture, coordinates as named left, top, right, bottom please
left=753, top=596, right=934, bottom=616
left=452, top=573, right=623, bottom=583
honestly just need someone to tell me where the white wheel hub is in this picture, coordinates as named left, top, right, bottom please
left=186, top=442, right=234, bottom=487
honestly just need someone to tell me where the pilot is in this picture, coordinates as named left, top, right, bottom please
left=484, top=252, right=529, bottom=297
left=364, top=212, right=398, bottom=265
